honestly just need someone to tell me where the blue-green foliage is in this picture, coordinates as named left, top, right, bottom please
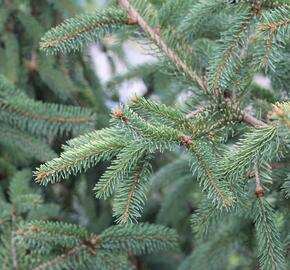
left=40, top=8, right=128, bottom=54
left=35, top=0, right=290, bottom=266
left=253, top=198, right=286, bottom=270
left=1, top=0, right=290, bottom=269
left=0, top=170, right=178, bottom=270
left=0, top=75, right=95, bottom=138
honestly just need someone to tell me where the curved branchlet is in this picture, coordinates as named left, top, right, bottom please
left=190, top=141, right=234, bottom=208
left=16, top=221, right=178, bottom=270
left=221, top=126, right=280, bottom=181
left=208, top=5, right=254, bottom=95
left=253, top=198, right=286, bottom=270
left=113, top=155, right=152, bottom=224
left=117, top=0, right=208, bottom=92
left=129, top=95, right=192, bottom=130
left=253, top=6, right=290, bottom=71
left=40, top=8, right=130, bottom=54
left=0, top=75, right=95, bottom=137
left=94, top=144, right=147, bottom=200
left=34, top=129, right=127, bottom=185
left=179, top=0, right=227, bottom=39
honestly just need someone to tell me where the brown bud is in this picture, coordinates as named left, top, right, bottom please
left=208, top=131, right=215, bottom=140
left=30, top=225, right=40, bottom=232
left=180, top=134, right=193, bottom=148
left=131, top=97, right=138, bottom=104
left=16, top=229, right=24, bottom=236
left=28, top=62, right=37, bottom=72
left=252, top=5, right=260, bottom=15
left=255, top=186, right=265, bottom=198
left=36, top=172, right=48, bottom=181
left=122, top=116, right=128, bottom=123
left=113, top=109, right=123, bottom=119
left=127, top=15, right=137, bottom=25
left=113, top=109, right=129, bottom=123
left=269, top=23, right=277, bottom=33
left=273, top=106, right=283, bottom=117
left=90, top=237, right=99, bottom=245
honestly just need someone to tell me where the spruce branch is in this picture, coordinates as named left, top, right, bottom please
left=222, top=126, right=279, bottom=179
left=35, top=129, right=127, bottom=184
left=94, top=144, right=146, bottom=199
left=184, top=214, right=247, bottom=270
left=242, top=112, right=267, bottom=127
left=40, top=8, right=129, bottom=54
left=254, top=162, right=265, bottom=197
left=253, top=198, right=286, bottom=270
left=258, top=14, right=290, bottom=32
left=99, top=223, right=178, bottom=254
left=112, top=106, right=182, bottom=147
left=209, top=9, right=254, bottom=95
left=130, top=96, right=192, bottom=130
left=0, top=75, right=95, bottom=137
left=262, top=0, right=290, bottom=9
left=190, top=145, right=233, bottom=208
left=253, top=6, right=290, bottom=71
left=118, top=167, right=143, bottom=224
left=17, top=221, right=178, bottom=269
left=113, top=155, right=151, bottom=224
left=95, top=252, right=133, bottom=270
left=117, top=0, right=208, bottom=92
left=6, top=2, right=288, bottom=268
left=191, top=200, right=226, bottom=238
left=157, top=174, right=193, bottom=226
left=31, top=244, right=87, bottom=270
left=37, top=59, right=80, bottom=100
left=179, top=0, right=226, bottom=38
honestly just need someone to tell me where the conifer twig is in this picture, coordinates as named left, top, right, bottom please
left=242, top=112, right=267, bottom=127
left=254, top=162, right=265, bottom=197
left=212, top=13, right=255, bottom=96
left=186, top=107, right=207, bottom=119
left=120, top=165, right=143, bottom=224
left=191, top=147, right=232, bottom=207
left=117, top=0, right=208, bottom=92
left=32, top=244, right=87, bottom=270
left=118, top=0, right=269, bottom=129
left=231, top=88, right=267, bottom=127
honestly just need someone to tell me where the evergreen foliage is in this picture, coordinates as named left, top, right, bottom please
left=1, top=0, right=290, bottom=269
left=0, top=170, right=178, bottom=270
left=253, top=197, right=286, bottom=270
left=0, top=75, right=95, bottom=137
left=40, top=8, right=129, bottom=54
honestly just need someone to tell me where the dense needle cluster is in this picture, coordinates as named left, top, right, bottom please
left=0, top=0, right=290, bottom=269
